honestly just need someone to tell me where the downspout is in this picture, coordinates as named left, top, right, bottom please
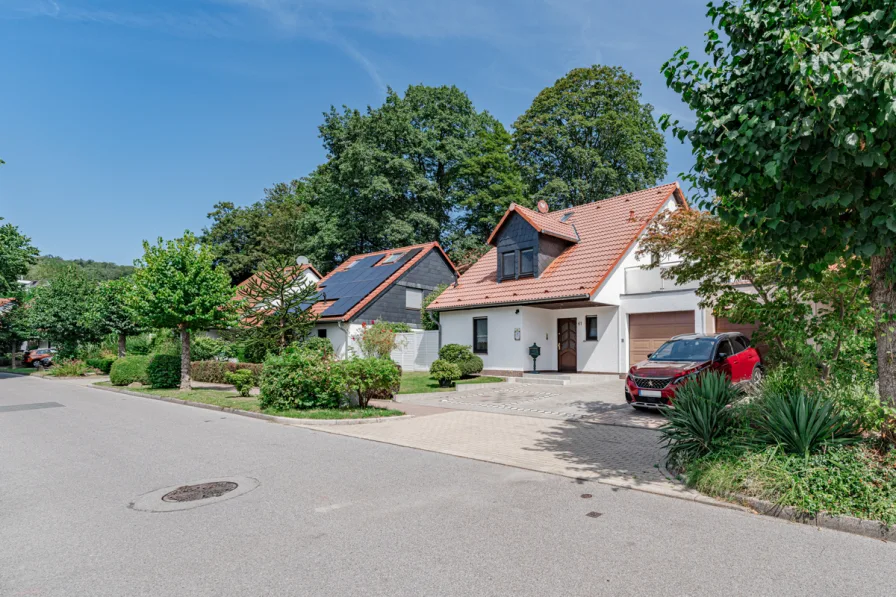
left=337, top=321, right=350, bottom=359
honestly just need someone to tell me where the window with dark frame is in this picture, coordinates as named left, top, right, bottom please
left=501, top=252, right=516, bottom=279
left=585, top=316, right=598, bottom=341
left=473, top=318, right=488, bottom=354
left=317, top=329, right=327, bottom=339
left=520, top=248, right=534, bottom=276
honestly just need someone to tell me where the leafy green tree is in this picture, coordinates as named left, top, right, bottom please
left=29, top=265, right=100, bottom=355
left=639, top=209, right=874, bottom=382
left=661, top=0, right=896, bottom=407
left=130, top=232, right=236, bottom=390
left=233, top=255, right=320, bottom=357
left=0, top=217, right=39, bottom=295
left=301, top=85, right=514, bottom=271
left=0, top=296, right=34, bottom=368
left=86, top=278, right=142, bottom=357
left=453, top=123, right=527, bottom=241
left=513, top=65, right=668, bottom=209
left=202, top=180, right=310, bottom=284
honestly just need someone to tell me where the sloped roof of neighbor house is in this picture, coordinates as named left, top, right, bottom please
left=430, top=183, right=686, bottom=311
left=314, top=242, right=457, bottom=322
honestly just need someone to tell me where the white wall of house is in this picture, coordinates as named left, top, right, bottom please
left=440, top=307, right=522, bottom=372
left=310, top=322, right=364, bottom=359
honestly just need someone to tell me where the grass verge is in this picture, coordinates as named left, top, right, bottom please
left=685, top=445, right=896, bottom=525
left=398, top=371, right=504, bottom=394
left=95, top=382, right=402, bottom=420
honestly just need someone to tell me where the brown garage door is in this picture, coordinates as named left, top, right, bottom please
left=629, top=311, right=695, bottom=365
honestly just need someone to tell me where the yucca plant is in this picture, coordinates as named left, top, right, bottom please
left=758, top=389, right=860, bottom=457
left=659, top=371, right=743, bottom=468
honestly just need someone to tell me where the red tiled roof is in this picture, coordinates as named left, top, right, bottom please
left=316, top=242, right=458, bottom=322
left=431, top=183, right=685, bottom=311
left=0, top=298, right=15, bottom=308
left=486, top=203, right=579, bottom=244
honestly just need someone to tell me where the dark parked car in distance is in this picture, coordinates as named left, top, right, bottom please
left=625, top=332, right=762, bottom=410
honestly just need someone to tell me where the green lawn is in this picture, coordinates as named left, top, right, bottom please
left=398, top=372, right=505, bottom=394
left=95, top=382, right=401, bottom=420
left=0, top=367, right=37, bottom=375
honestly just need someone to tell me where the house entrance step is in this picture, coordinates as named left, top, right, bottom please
left=519, top=373, right=621, bottom=386
left=506, top=376, right=570, bottom=386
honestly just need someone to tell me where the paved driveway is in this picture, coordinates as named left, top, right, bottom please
left=399, top=380, right=666, bottom=429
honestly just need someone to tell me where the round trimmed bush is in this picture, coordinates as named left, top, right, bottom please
left=430, top=359, right=461, bottom=387
left=259, top=346, right=347, bottom=411
left=438, top=344, right=483, bottom=377
left=109, top=356, right=151, bottom=386
left=147, top=354, right=182, bottom=389
left=86, top=357, right=116, bottom=374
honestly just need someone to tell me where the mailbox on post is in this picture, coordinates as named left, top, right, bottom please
left=529, top=343, right=541, bottom=373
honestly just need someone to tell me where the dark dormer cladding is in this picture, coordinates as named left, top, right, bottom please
left=492, top=212, right=575, bottom=281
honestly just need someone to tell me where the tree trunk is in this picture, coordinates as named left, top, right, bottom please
left=179, top=326, right=192, bottom=391
left=870, top=252, right=896, bottom=408
left=10, top=341, right=17, bottom=369
left=118, top=333, right=126, bottom=358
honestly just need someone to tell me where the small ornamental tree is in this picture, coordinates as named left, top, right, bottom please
left=0, top=295, right=33, bottom=368
left=661, top=1, right=896, bottom=407
left=234, top=255, right=320, bottom=356
left=87, top=277, right=141, bottom=357
left=639, top=209, right=874, bottom=381
left=130, top=232, right=235, bottom=390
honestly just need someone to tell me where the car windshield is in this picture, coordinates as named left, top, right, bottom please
left=649, top=338, right=716, bottom=362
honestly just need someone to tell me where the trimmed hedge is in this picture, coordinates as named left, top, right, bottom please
left=86, top=357, right=116, bottom=374
left=191, top=360, right=263, bottom=384
left=109, top=356, right=151, bottom=386
left=148, top=354, right=181, bottom=389
left=430, top=359, right=462, bottom=387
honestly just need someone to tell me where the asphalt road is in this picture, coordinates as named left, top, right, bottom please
left=2, top=374, right=894, bottom=597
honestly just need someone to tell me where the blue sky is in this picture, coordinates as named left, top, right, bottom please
left=0, top=0, right=709, bottom=265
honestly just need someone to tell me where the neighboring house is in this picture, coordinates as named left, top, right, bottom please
left=0, top=297, right=15, bottom=314
left=430, top=183, right=745, bottom=376
left=309, top=242, right=458, bottom=358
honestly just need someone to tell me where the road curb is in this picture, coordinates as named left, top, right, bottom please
left=88, top=383, right=414, bottom=426
left=735, top=495, right=895, bottom=542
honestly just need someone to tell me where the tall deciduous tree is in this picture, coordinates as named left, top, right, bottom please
left=87, top=278, right=142, bottom=357
left=301, top=85, right=517, bottom=271
left=130, top=232, right=235, bottom=390
left=202, top=180, right=310, bottom=284
left=0, top=296, right=33, bottom=368
left=234, top=255, right=320, bottom=358
left=661, top=0, right=896, bottom=407
left=29, top=265, right=100, bottom=355
left=513, top=65, right=668, bottom=209
left=0, top=217, right=39, bottom=295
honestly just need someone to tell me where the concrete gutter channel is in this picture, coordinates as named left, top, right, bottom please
left=4, top=372, right=892, bottom=542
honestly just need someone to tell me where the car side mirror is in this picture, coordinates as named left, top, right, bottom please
left=716, top=352, right=729, bottom=362
left=647, top=353, right=653, bottom=359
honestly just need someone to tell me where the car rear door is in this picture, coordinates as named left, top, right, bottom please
left=712, top=339, right=735, bottom=380
left=732, top=335, right=760, bottom=381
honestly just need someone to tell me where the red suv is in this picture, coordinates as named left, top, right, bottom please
left=625, top=333, right=762, bottom=410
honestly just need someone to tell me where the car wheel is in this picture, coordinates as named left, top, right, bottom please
left=750, top=365, right=763, bottom=385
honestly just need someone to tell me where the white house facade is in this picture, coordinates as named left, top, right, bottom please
left=433, top=183, right=714, bottom=376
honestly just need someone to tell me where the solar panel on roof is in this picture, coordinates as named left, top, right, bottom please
left=315, top=248, right=423, bottom=318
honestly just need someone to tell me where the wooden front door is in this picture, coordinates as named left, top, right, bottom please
left=557, top=318, right=577, bottom=372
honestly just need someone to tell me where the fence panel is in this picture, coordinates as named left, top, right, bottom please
left=391, top=331, right=439, bottom=372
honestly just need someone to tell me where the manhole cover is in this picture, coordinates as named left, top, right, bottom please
left=162, top=481, right=238, bottom=502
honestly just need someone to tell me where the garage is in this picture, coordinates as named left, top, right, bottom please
left=629, top=311, right=695, bottom=365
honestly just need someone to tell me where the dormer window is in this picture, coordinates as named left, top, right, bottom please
left=383, top=252, right=405, bottom=264
left=520, top=248, right=534, bottom=276
left=345, top=260, right=359, bottom=269
left=501, top=251, right=516, bottom=279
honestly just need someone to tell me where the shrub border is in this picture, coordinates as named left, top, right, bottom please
left=88, top=382, right=413, bottom=426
